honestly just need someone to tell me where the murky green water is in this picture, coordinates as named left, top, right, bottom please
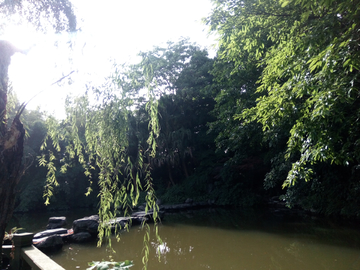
left=9, top=208, right=360, bottom=269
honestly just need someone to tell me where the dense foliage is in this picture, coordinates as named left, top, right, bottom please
left=5, top=4, right=360, bottom=267
left=206, top=0, right=360, bottom=215
left=18, top=0, right=360, bottom=215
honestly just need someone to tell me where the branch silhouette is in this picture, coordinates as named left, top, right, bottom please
left=17, top=70, right=75, bottom=117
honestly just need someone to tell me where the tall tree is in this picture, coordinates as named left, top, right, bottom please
left=0, top=41, right=25, bottom=262
left=126, top=42, right=216, bottom=187
left=0, top=0, right=77, bottom=264
left=207, top=0, right=360, bottom=213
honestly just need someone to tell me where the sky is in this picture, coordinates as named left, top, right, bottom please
left=2, top=0, right=217, bottom=118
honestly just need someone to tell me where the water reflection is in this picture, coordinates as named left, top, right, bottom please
left=10, top=208, right=360, bottom=269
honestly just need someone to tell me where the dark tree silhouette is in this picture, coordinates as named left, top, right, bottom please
left=0, top=40, right=26, bottom=265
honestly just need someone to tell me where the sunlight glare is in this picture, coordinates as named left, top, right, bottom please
left=2, top=0, right=216, bottom=119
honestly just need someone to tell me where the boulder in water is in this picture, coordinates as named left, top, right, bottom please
left=46, top=216, right=67, bottom=229
left=73, top=215, right=99, bottom=235
left=34, top=235, right=63, bottom=252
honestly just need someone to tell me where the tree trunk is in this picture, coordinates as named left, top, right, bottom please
left=0, top=40, right=25, bottom=267
left=167, top=162, right=175, bottom=187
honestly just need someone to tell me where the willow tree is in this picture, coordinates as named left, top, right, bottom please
left=41, top=52, right=162, bottom=268
left=41, top=40, right=213, bottom=268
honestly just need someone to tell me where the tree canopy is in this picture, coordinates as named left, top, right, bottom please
left=0, top=0, right=76, bottom=32
left=206, top=0, right=360, bottom=213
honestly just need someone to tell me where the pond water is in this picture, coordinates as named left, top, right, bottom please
left=9, top=208, right=360, bottom=270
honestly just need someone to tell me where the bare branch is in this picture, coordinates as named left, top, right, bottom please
left=19, top=70, right=75, bottom=115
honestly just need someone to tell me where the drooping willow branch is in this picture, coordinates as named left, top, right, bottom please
left=40, top=59, right=162, bottom=270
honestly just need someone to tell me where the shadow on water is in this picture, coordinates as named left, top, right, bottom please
left=7, top=207, right=360, bottom=270
left=163, top=207, right=360, bottom=250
